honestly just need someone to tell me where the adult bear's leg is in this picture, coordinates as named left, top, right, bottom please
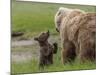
left=61, top=41, right=76, bottom=64
left=78, top=30, right=96, bottom=63
left=78, top=39, right=96, bottom=63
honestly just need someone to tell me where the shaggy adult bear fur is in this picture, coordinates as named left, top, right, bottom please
left=55, top=7, right=96, bottom=64
left=34, top=30, right=58, bottom=68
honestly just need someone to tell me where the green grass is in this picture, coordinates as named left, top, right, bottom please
left=12, top=1, right=96, bottom=38
left=11, top=46, right=96, bottom=74
left=12, top=61, right=95, bottom=74
left=11, top=48, right=96, bottom=74
left=11, top=1, right=96, bottom=74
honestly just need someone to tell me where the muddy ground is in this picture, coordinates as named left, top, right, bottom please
left=11, top=36, right=60, bottom=63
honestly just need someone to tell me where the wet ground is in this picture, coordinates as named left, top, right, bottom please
left=11, top=36, right=60, bottom=63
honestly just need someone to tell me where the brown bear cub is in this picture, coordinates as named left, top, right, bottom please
left=34, top=30, right=58, bottom=68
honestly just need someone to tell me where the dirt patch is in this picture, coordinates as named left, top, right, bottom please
left=12, top=51, right=34, bottom=63
left=11, top=39, right=39, bottom=63
left=12, top=40, right=34, bottom=47
left=11, top=45, right=40, bottom=63
left=11, top=36, right=60, bottom=63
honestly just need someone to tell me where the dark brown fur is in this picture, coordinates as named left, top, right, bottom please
left=34, top=30, right=58, bottom=68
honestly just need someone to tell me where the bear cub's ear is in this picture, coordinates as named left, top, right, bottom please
left=46, top=30, right=50, bottom=37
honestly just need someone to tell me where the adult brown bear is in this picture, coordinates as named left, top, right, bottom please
left=55, top=7, right=96, bottom=64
